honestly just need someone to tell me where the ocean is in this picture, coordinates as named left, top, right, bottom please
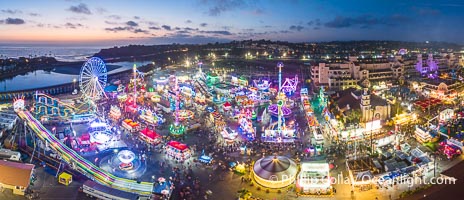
left=0, top=45, right=153, bottom=92
left=0, top=45, right=107, bottom=62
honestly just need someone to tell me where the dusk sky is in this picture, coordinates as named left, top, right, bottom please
left=0, top=0, right=463, bottom=45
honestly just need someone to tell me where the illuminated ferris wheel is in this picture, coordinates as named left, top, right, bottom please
left=79, top=57, right=108, bottom=101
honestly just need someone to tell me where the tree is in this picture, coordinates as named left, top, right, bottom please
left=237, top=189, right=252, bottom=200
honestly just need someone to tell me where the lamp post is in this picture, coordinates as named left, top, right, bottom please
left=73, top=78, right=76, bottom=91
left=432, top=152, right=438, bottom=177
left=370, top=108, right=375, bottom=154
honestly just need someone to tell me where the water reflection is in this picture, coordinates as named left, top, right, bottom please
left=0, top=61, right=151, bottom=92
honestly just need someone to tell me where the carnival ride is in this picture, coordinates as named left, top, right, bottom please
left=79, top=57, right=108, bottom=101
left=33, top=93, right=74, bottom=118
left=98, top=148, right=147, bottom=180
left=301, top=90, right=318, bottom=127
left=16, top=110, right=154, bottom=195
left=117, top=150, right=136, bottom=170
left=281, top=75, right=298, bottom=96
left=263, top=63, right=297, bottom=143
left=139, top=109, right=164, bottom=126
left=88, top=120, right=114, bottom=145
left=192, top=61, right=211, bottom=98
left=33, top=93, right=93, bottom=122
left=238, top=109, right=255, bottom=140
left=221, top=127, right=238, bottom=143
left=169, top=77, right=186, bottom=137
left=253, top=79, right=271, bottom=91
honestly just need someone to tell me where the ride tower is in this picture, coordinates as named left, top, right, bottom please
left=169, top=76, right=186, bottom=136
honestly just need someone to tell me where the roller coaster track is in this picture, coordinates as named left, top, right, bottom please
left=34, top=93, right=91, bottom=117
left=194, top=79, right=211, bottom=98
left=16, top=110, right=154, bottom=195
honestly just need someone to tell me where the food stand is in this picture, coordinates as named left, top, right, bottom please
left=58, top=172, right=72, bottom=186
left=139, top=127, right=161, bottom=144
left=109, top=105, right=121, bottom=120
left=122, top=119, right=139, bottom=132
left=166, top=141, right=191, bottom=161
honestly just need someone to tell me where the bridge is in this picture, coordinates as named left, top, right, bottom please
left=16, top=110, right=154, bottom=196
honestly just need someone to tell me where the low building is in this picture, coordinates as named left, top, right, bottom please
left=0, top=160, right=35, bottom=195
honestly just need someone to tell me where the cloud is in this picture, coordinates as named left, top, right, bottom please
left=105, top=21, right=118, bottom=25
left=221, top=26, right=232, bottom=30
left=161, top=25, right=171, bottom=31
left=107, top=15, right=121, bottom=20
left=198, top=30, right=233, bottom=35
left=64, top=22, right=83, bottom=29
left=105, top=26, right=131, bottom=32
left=185, top=20, right=192, bottom=23
left=126, top=21, right=138, bottom=26
left=176, top=30, right=191, bottom=34
left=133, top=28, right=149, bottom=34
left=413, top=7, right=441, bottom=16
left=0, top=18, right=26, bottom=25
left=324, top=15, right=393, bottom=28
left=307, top=18, right=321, bottom=26
left=200, top=23, right=208, bottom=27
left=289, top=25, right=304, bottom=31
left=66, top=16, right=87, bottom=21
left=148, top=34, right=230, bottom=44
left=29, top=12, right=41, bottom=17
left=252, top=8, right=264, bottom=15
left=263, top=25, right=272, bottom=28
left=105, top=25, right=149, bottom=34
left=68, top=3, right=91, bottom=15
left=184, top=27, right=199, bottom=31
left=96, top=7, right=107, bottom=14
left=201, top=0, right=248, bottom=16
left=1, top=9, right=22, bottom=14
left=149, top=26, right=161, bottom=30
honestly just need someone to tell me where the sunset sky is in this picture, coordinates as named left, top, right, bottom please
left=0, top=0, right=463, bottom=45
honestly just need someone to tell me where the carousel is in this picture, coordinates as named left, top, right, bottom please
left=253, top=155, right=298, bottom=189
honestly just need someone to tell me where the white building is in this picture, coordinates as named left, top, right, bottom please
left=311, top=60, right=404, bottom=90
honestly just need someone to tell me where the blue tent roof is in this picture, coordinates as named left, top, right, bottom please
left=104, top=85, right=118, bottom=92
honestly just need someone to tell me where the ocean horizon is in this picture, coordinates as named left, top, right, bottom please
left=0, top=44, right=110, bottom=62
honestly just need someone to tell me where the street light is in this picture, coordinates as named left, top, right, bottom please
left=370, top=108, right=375, bottom=154
left=73, top=78, right=77, bottom=90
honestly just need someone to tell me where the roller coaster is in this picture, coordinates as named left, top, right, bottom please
left=17, top=110, right=154, bottom=195
left=33, top=93, right=92, bottom=121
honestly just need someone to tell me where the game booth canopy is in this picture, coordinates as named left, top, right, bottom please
left=139, top=127, right=161, bottom=144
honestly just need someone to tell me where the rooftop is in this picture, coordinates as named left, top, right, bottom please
left=0, top=160, right=34, bottom=187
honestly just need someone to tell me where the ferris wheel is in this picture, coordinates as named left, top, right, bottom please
left=79, top=57, right=108, bottom=101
